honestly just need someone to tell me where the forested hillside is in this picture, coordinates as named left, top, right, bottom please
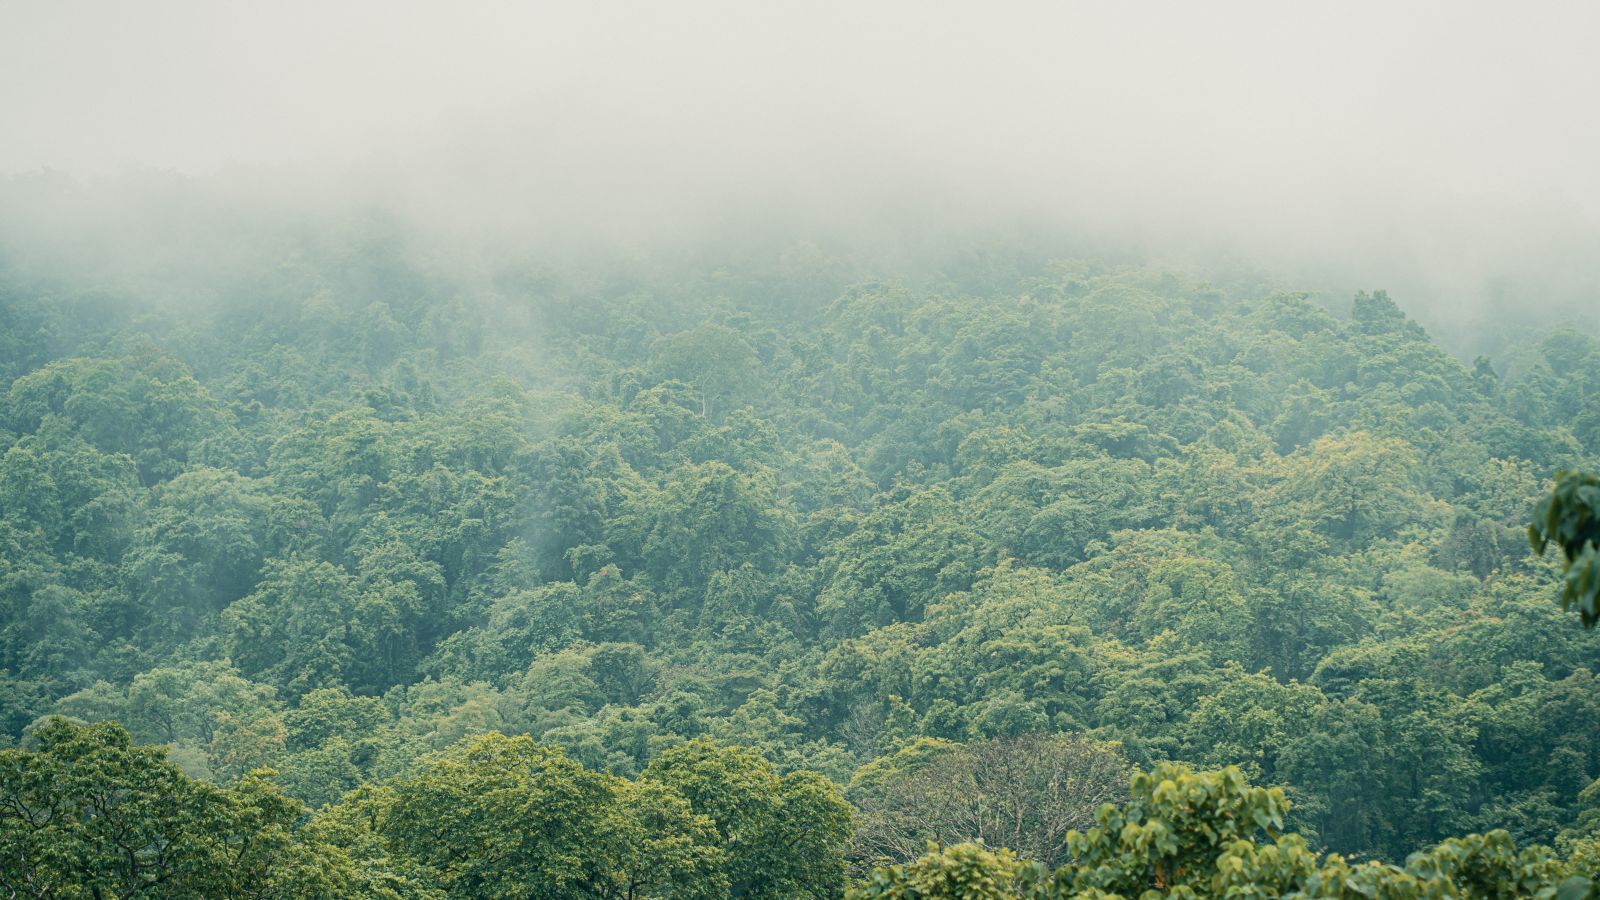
left=3, top=230, right=1600, bottom=895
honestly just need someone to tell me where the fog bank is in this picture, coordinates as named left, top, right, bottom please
left=3, top=1, right=1597, bottom=342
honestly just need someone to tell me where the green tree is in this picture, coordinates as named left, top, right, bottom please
left=1530, top=470, right=1600, bottom=627
left=650, top=324, right=762, bottom=420
left=644, top=738, right=853, bottom=899
left=381, top=732, right=724, bottom=899
left=0, top=718, right=349, bottom=897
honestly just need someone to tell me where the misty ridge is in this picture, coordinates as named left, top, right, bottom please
left=3, top=142, right=1596, bottom=366
left=3, top=1, right=1598, bottom=355
left=5, top=3, right=1600, bottom=899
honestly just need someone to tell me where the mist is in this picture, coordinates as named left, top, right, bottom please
left=3, top=0, right=1598, bottom=346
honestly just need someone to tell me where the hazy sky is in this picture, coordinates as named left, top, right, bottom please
left=3, top=0, right=1598, bottom=320
left=5, top=2, right=1595, bottom=190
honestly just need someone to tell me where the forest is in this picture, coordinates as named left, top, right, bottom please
left=1, top=202, right=1599, bottom=896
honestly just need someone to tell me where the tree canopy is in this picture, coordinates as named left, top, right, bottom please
left=2, top=236, right=1599, bottom=895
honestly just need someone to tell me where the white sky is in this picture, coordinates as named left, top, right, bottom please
left=2, top=0, right=1598, bottom=315
left=2, top=1, right=1594, bottom=199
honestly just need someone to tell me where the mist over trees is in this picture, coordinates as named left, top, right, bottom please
left=0, top=217, right=1598, bottom=894
left=4, top=2, right=1600, bottom=896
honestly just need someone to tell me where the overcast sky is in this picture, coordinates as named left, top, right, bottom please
left=2, top=1, right=1598, bottom=322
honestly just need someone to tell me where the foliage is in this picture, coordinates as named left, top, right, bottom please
left=1531, top=470, right=1600, bottom=627
left=643, top=737, right=854, bottom=899
left=0, top=717, right=359, bottom=897
left=852, top=765, right=1599, bottom=899
left=850, top=733, right=1128, bottom=869
left=3, top=236, right=1600, bottom=894
left=380, top=732, right=728, bottom=899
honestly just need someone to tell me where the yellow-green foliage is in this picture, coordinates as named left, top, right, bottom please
left=851, top=765, right=1599, bottom=899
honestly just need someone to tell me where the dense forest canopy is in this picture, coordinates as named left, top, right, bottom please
left=1, top=188, right=1599, bottom=895
left=7, top=0, right=1600, bottom=893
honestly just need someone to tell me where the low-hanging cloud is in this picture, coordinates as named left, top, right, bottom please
left=2, top=0, right=1597, bottom=341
